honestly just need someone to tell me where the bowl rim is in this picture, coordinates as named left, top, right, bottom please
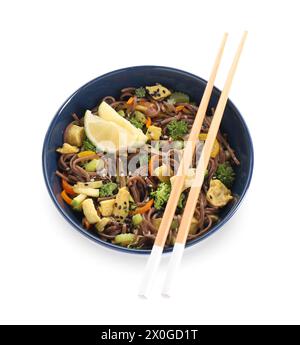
left=42, top=65, right=254, bottom=255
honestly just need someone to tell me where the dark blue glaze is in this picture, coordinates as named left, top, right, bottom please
left=42, top=66, right=254, bottom=254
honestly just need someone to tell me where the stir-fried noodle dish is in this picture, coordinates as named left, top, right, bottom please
left=56, top=84, right=239, bottom=249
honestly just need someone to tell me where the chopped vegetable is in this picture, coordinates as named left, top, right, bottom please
left=189, top=217, right=199, bottom=235
left=84, top=158, right=104, bottom=172
left=146, top=84, right=171, bottom=100
left=151, top=182, right=184, bottom=210
left=199, top=133, right=220, bottom=158
left=148, top=155, right=156, bottom=176
left=129, top=200, right=137, bottom=211
left=56, top=143, right=79, bottom=154
left=82, top=198, right=100, bottom=224
left=78, top=150, right=96, bottom=158
left=206, top=179, right=233, bottom=207
left=129, top=116, right=144, bottom=130
left=113, top=187, right=130, bottom=221
left=132, top=213, right=143, bottom=226
left=152, top=218, right=178, bottom=230
left=61, top=190, right=73, bottom=205
left=113, top=233, right=136, bottom=246
left=99, top=182, right=118, bottom=198
left=82, top=137, right=96, bottom=151
left=73, top=186, right=99, bottom=197
left=117, top=109, right=125, bottom=117
left=65, top=125, right=85, bottom=147
left=131, top=199, right=154, bottom=215
left=134, top=110, right=146, bottom=123
left=167, top=92, right=190, bottom=104
left=167, top=120, right=188, bottom=140
left=151, top=182, right=170, bottom=209
left=135, top=104, right=148, bottom=112
left=146, top=125, right=162, bottom=140
left=95, top=217, right=111, bottom=233
left=71, top=194, right=87, bottom=211
left=62, top=179, right=76, bottom=196
left=99, top=199, right=115, bottom=217
left=82, top=217, right=91, bottom=230
left=146, top=117, right=152, bottom=128
left=175, top=105, right=185, bottom=112
left=76, top=181, right=102, bottom=189
left=135, top=87, right=146, bottom=98
left=153, top=164, right=172, bottom=183
left=127, top=97, right=134, bottom=105
left=215, top=162, right=235, bottom=187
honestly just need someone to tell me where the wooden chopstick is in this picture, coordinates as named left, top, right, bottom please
left=138, top=33, right=228, bottom=298
left=162, top=31, right=248, bottom=297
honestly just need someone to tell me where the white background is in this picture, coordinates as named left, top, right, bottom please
left=0, top=0, right=299, bottom=325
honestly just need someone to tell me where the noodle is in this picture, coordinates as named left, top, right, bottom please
left=55, top=85, right=239, bottom=249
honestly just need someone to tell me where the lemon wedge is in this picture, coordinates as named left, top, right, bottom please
left=98, top=101, right=147, bottom=145
left=84, top=110, right=145, bottom=152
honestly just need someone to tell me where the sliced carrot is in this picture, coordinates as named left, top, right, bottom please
left=62, top=180, right=76, bottom=196
left=175, top=105, right=185, bottom=112
left=61, top=190, right=73, bottom=205
left=149, top=155, right=159, bottom=176
left=78, top=150, right=95, bottom=158
left=131, top=199, right=154, bottom=215
left=82, top=217, right=91, bottom=230
left=146, top=117, right=152, bottom=128
left=148, top=155, right=155, bottom=176
left=127, top=97, right=134, bottom=105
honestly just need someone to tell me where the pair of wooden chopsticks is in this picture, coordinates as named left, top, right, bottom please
left=139, top=32, right=247, bottom=298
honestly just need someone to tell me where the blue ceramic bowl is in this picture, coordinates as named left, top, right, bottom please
left=42, top=66, right=254, bottom=254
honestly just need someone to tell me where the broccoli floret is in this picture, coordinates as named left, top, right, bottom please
left=99, top=182, right=118, bottom=197
left=167, top=120, right=188, bottom=140
left=151, top=183, right=171, bottom=210
left=151, top=182, right=184, bottom=210
left=215, top=162, right=235, bottom=188
left=82, top=137, right=96, bottom=151
left=135, top=87, right=146, bottom=98
left=167, top=92, right=190, bottom=104
left=129, top=117, right=144, bottom=129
